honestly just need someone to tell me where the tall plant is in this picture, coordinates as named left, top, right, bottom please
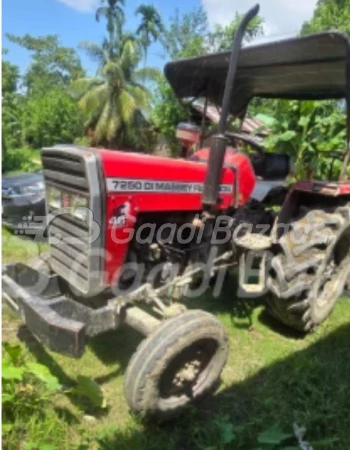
left=136, top=5, right=164, bottom=67
left=74, top=0, right=160, bottom=149
left=262, top=100, right=346, bottom=180
left=96, top=0, right=125, bottom=56
left=72, top=36, right=157, bottom=148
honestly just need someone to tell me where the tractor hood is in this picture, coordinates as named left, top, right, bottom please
left=98, top=148, right=256, bottom=211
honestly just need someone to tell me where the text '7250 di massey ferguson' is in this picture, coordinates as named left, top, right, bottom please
left=2, top=4, right=350, bottom=420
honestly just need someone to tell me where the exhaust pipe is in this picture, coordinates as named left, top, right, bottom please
left=202, top=4, right=260, bottom=207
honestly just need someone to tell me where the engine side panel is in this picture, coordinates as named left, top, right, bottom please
left=104, top=194, right=139, bottom=286
left=99, top=148, right=256, bottom=287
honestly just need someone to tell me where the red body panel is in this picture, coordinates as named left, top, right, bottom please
left=193, top=148, right=257, bottom=205
left=98, top=148, right=256, bottom=286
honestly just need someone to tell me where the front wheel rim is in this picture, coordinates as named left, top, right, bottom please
left=158, top=338, right=218, bottom=408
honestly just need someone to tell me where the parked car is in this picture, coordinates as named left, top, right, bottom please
left=2, top=170, right=46, bottom=232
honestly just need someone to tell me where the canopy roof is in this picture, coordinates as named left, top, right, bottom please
left=164, top=32, right=350, bottom=116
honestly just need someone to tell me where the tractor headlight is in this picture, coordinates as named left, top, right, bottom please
left=47, top=187, right=61, bottom=210
left=71, top=195, right=89, bottom=222
left=47, top=188, right=89, bottom=221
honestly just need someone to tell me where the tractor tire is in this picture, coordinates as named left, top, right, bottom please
left=267, top=203, right=350, bottom=332
left=124, top=310, right=229, bottom=420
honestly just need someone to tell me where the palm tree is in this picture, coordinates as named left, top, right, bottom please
left=96, top=0, right=125, bottom=55
left=136, top=5, right=164, bottom=67
left=72, top=37, right=158, bottom=148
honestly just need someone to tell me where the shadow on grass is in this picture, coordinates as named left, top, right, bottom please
left=190, top=270, right=308, bottom=339
left=184, top=270, right=269, bottom=332
left=17, top=323, right=142, bottom=416
left=92, top=322, right=350, bottom=450
left=88, top=325, right=142, bottom=368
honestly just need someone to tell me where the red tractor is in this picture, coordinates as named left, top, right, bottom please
left=3, top=4, right=350, bottom=419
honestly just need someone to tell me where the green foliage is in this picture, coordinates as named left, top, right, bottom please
left=2, top=42, right=86, bottom=161
left=152, top=7, right=209, bottom=152
left=262, top=101, right=346, bottom=179
left=161, top=7, right=209, bottom=59
left=255, top=424, right=295, bottom=449
left=6, top=33, right=84, bottom=93
left=2, top=92, right=26, bottom=151
left=2, top=148, right=41, bottom=173
left=96, top=0, right=125, bottom=54
left=2, top=55, right=20, bottom=95
left=74, top=14, right=159, bottom=149
left=70, top=375, right=107, bottom=409
left=209, top=14, right=264, bottom=51
left=152, top=78, right=189, bottom=154
left=24, top=88, right=85, bottom=149
left=301, top=0, right=350, bottom=34
left=2, top=340, right=107, bottom=449
left=136, top=4, right=164, bottom=66
left=2, top=51, right=25, bottom=152
left=2, top=342, right=62, bottom=444
left=73, top=135, right=91, bottom=147
left=214, top=414, right=237, bottom=445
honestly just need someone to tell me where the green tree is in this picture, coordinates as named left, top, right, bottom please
left=263, top=100, right=346, bottom=179
left=72, top=37, right=157, bottom=148
left=2, top=50, right=19, bottom=95
left=152, top=79, right=190, bottom=155
left=6, top=34, right=84, bottom=94
left=209, top=13, right=264, bottom=51
left=2, top=51, right=25, bottom=151
left=301, top=0, right=350, bottom=34
left=152, top=8, right=209, bottom=154
left=24, top=88, right=85, bottom=148
left=96, top=0, right=125, bottom=56
left=136, top=5, right=164, bottom=67
left=161, top=7, right=209, bottom=60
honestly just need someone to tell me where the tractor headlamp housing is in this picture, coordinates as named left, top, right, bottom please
left=47, top=188, right=89, bottom=222
left=47, top=187, right=61, bottom=210
left=71, top=195, right=89, bottom=222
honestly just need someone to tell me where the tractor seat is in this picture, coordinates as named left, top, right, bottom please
left=250, top=153, right=291, bottom=180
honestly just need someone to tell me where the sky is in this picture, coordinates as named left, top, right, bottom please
left=2, top=0, right=318, bottom=76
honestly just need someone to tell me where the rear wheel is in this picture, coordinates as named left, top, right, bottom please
left=124, top=310, right=229, bottom=420
left=267, top=203, right=350, bottom=332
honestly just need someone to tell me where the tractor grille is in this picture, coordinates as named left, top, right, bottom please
left=42, top=147, right=103, bottom=295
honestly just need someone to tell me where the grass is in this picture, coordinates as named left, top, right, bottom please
left=2, top=226, right=350, bottom=449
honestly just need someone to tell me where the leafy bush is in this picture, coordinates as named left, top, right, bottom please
left=2, top=148, right=41, bottom=173
left=24, top=88, right=85, bottom=149
left=152, top=77, right=189, bottom=155
left=2, top=341, right=106, bottom=450
left=73, top=135, right=91, bottom=147
left=2, top=342, right=62, bottom=447
left=262, top=100, right=347, bottom=180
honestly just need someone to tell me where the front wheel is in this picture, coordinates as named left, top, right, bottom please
left=124, top=310, right=229, bottom=420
